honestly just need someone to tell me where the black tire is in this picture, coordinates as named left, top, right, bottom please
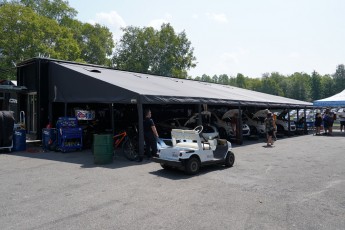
left=185, top=157, right=200, bottom=175
left=249, top=126, right=257, bottom=135
left=122, top=139, right=138, bottom=161
left=224, top=151, right=235, bottom=167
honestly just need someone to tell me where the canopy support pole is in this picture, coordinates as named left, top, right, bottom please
left=303, top=108, right=307, bottom=134
left=111, top=103, right=114, bottom=134
left=137, top=101, right=144, bottom=158
left=238, top=104, right=243, bottom=145
left=287, top=107, right=291, bottom=136
left=197, top=104, right=202, bottom=125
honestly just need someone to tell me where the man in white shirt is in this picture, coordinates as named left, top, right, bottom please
left=339, top=108, right=345, bottom=132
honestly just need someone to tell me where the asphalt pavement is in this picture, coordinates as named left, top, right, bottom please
left=0, top=131, right=344, bottom=230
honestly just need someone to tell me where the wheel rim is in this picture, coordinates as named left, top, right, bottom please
left=190, top=160, right=199, bottom=172
left=123, top=142, right=138, bottom=160
left=229, top=155, right=234, bottom=164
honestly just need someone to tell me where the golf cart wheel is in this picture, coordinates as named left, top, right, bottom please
left=224, top=151, right=235, bottom=167
left=185, top=157, right=200, bottom=175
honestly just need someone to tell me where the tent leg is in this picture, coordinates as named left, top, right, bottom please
left=197, top=104, right=202, bottom=125
left=238, top=105, right=243, bottom=145
left=287, top=108, right=291, bottom=136
left=304, top=108, right=307, bottom=134
left=137, top=103, right=144, bottom=158
left=111, top=103, right=114, bottom=134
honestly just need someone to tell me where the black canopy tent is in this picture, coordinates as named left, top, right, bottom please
left=47, top=61, right=312, bottom=154
left=49, top=61, right=312, bottom=107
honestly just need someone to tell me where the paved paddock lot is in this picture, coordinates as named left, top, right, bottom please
left=1, top=132, right=345, bottom=230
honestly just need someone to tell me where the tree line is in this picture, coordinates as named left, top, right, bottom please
left=1, top=0, right=344, bottom=102
left=191, top=65, right=345, bottom=102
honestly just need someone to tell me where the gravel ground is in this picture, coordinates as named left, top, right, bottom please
left=1, top=131, right=344, bottom=230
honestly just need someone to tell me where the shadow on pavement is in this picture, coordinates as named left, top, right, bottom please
left=149, top=164, right=232, bottom=180
left=1, top=143, right=144, bottom=170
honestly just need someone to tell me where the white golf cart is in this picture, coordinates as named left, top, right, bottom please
left=152, top=125, right=235, bottom=175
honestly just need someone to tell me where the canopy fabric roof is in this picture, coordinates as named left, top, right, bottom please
left=49, top=62, right=312, bottom=107
left=313, top=89, right=345, bottom=107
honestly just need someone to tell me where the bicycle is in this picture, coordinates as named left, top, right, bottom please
left=113, top=127, right=139, bottom=161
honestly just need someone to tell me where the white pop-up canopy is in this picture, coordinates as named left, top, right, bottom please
left=313, top=89, right=345, bottom=107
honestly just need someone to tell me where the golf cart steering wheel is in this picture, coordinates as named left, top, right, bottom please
left=193, top=125, right=203, bottom=134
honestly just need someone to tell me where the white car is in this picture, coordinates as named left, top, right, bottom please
left=223, top=109, right=265, bottom=136
left=185, top=111, right=250, bottom=139
left=254, top=110, right=296, bottom=134
left=243, top=113, right=266, bottom=136
left=152, top=125, right=235, bottom=175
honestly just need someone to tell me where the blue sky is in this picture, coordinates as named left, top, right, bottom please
left=68, top=0, right=345, bottom=78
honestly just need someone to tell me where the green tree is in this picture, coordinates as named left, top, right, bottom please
left=82, top=23, right=114, bottom=66
left=211, top=75, right=218, bottom=83
left=114, top=23, right=196, bottom=78
left=0, top=1, right=115, bottom=75
left=236, top=73, right=247, bottom=88
left=287, top=72, right=311, bottom=101
left=269, top=72, right=288, bottom=97
left=320, top=74, right=335, bottom=98
left=310, top=71, right=322, bottom=100
left=217, top=74, right=229, bottom=85
left=200, top=74, right=212, bottom=82
left=261, top=74, right=280, bottom=95
left=0, top=3, right=80, bottom=79
left=247, top=78, right=262, bottom=92
left=15, top=0, right=77, bottom=23
left=333, top=64, right=345, bottom=93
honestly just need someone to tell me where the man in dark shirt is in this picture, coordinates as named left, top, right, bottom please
left=140, top=109, right=159, bottom=161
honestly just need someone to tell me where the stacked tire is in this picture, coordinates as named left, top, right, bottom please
left=0, top=111, right=15, bottom=149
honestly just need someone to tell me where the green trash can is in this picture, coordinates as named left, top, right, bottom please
left=93, top=134, right=114, bottom=164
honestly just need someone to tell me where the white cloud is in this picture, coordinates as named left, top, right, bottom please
left=206, top=13, right=228, bottom=23
left=88, top=11, right=126, bottom=40
left=192, top=13, right=199, bottom=19
left=93, top=11, right=126, bottom=28
left=148, top=19, right=168, bottom=29
left=148, top=13, right=173, bottom=29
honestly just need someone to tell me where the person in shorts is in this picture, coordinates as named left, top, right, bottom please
left=338, top=108, right=345, bottom=132
left=314, top=113, right=322, bottom=135
left=265, top=112, right=275, bottom=147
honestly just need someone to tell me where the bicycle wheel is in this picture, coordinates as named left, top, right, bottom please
left=122, top=139, right=138, bottom=161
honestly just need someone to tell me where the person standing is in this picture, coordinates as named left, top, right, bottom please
left=322, top=109, right=332, bottom=135
left=314, top=112, right=322, bottom=135
left=338, top=108, right=345, bottom=132
left=141, top=109, right=159, bottom=161
left=265, top=112, right=275, bottom=147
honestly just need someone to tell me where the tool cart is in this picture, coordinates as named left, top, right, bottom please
left=42, top=128, right=57, bottom=151
left=56, top=117, right=83, bottom=152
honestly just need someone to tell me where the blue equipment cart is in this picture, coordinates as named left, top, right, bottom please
left=56, top=117, right=83, bottom=152
left=42, top=128, right=57, bottom=151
